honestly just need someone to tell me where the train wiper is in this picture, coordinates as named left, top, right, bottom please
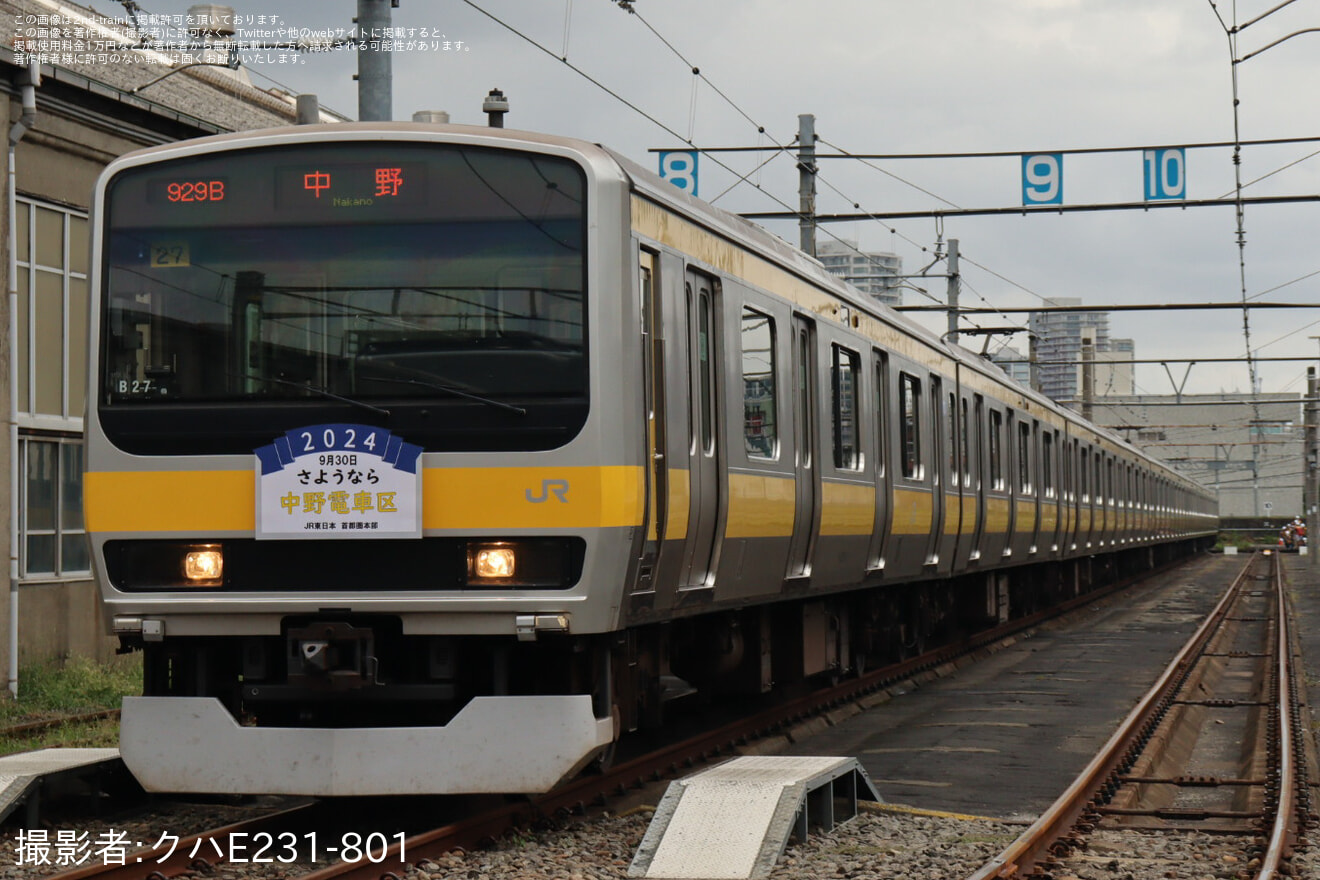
left=231, top=372, right=391, bottom=418
left=357, top=367, right=527, bottom=416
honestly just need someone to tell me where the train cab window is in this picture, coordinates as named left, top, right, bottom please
left=988, top=409, right=1004, bottom=490
left=831, top=345, right=861, bottom=470
left=899, top=373, right=922, bottom=479
left=1017, top=422, right=1032, bottom=495
left=741, top=308, right=777, bottom=459
left=101, top=143, right=589, bottom=455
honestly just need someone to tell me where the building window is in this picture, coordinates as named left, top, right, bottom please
left=741, top=308, right=777, bottom=459
left=15, top=199, right=89, bottom=580
left=15, top=198, right=88, bottom=426
left=21, top=437, right=88, bottom=578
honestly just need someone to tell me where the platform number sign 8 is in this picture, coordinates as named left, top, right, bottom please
left=1143, top=148, right=1186, bottom=201
left=1021, top=153, right=1063, bottom=205
left=659, top=150, right=699, bottom=198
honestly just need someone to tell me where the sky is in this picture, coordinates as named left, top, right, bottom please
left=116, top=0, right=1320, bottom=403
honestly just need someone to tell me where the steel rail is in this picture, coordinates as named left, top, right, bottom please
left=965, top=552, right=1262, bottom=880
left=1258, top=552, right=1299, bottom=879
left=45, top=802, right=323, bottom=880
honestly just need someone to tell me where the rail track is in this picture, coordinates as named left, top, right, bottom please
left=967, top=550, right=1313, bottom=879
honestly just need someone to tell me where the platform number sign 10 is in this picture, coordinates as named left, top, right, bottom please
left=1143, top=148, right=1186, bottom=201
left=1021, top=153, right=1063, bottom=206
left=659, top=150, right=699, bottom=198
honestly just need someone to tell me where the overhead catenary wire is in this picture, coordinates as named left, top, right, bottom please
left=598, top=3, right=990, bottom=318
left=470, top=0, right=1316, bottom=405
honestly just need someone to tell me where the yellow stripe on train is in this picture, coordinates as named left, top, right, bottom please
left=85, top=466, right=647, bottom=533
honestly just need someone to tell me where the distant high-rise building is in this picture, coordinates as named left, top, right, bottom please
left=990, top=344, right=1033, bottom=388
left=816, top=239, right=903, bottom=307
left=1093, top=337, right=1136, bottom=397
left=1029, top=298, right=1110, bottom=403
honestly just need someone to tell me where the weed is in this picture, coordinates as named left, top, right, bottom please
left=0, top=654, right=141, bottom=724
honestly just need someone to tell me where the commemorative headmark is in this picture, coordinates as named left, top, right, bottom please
left=255, top=424, right=422, bottom=539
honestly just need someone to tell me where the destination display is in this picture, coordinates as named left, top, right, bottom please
left=107, top=141, right=581, bottom=227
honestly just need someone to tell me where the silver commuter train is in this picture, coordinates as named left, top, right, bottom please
left=85, top=123, right=1217, bottom=796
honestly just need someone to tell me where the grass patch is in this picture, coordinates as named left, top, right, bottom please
left=0, top=654, right=141, bottom=725
left=0, top=716, right=123, bottom=754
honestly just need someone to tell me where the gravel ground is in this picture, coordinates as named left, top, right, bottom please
left=401, top=804, right=1024, bottom=880
left=1051, top=827, right=1314, bottom=880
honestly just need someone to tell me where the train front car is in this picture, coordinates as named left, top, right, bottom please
left=85, top=125, right=639, bottom=796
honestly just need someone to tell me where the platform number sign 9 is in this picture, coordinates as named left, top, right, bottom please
left=1143, top=148, right=1186, bottom=201
left=659, top=150, right=699, bottom=198
left=1021, top=153, right=1063, bottom=206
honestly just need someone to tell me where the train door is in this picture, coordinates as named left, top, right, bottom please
left=865, top=350, right=891, bottom=574
left=679, top=268, right=723, bottom=588
left=949, top=386, right=977, bottom=569
left=1079, top=444, right=1092, bottom=550
left=984, top=405, right=1010, bottom=561
left=785, top=315, right=819, bottom=581
left=632, top=250, right=665, bottom=596
left=968, top=394, right=987, bottom=562
left=924, top=376, right=947, bottom=569
left=1027, top=420, right=1042, bottom=554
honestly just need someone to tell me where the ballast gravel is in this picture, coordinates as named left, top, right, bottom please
left=0, top=800, right=1314, bottom=879
left=402, top=806, right=1025, bottom=880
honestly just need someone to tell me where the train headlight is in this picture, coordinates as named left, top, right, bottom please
left=183, top=546, right=224, bottom=585
left=473, top=546, right=516, bottom=579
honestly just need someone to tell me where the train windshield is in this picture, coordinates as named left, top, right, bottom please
left=99, top=141, right=588, bottom=453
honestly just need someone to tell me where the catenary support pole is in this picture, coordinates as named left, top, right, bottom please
left=798, top=114, right=816, bottom=257
left=946, top=239, right=960, bottom=346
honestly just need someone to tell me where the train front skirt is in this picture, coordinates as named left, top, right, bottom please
left=118, top=694, right=615, bottom=795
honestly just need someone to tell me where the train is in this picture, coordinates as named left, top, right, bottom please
left=85, top=122, right=1218, bottom=796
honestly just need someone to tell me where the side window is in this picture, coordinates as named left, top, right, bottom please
left=1018, top=422, right=1032, bottom=495
left=900, top=373, right=922, bottom=479
left=697, top=287, right=715, bottom=455
left=831, top=344, right=861, bottom=470
left=960, top=398, right=971, bottom=488
left=1080, top=447, right=1089, bottom=502
left=1042, top=432, right=1054, bottom=499
left=947, top=392, right=959, bottom=487
left=741, top=308, right=777, bottom=459
left=988, top=409, right=1004, bottom=490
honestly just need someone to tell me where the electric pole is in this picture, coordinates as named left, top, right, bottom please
left=798, top=114, right=816, bottom=257
left=356, top=0, right=393, bottom=121
left=946, top=239, right=960, bottom=345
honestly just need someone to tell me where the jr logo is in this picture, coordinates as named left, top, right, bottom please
left=526, top=479, right=569, bottom=503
